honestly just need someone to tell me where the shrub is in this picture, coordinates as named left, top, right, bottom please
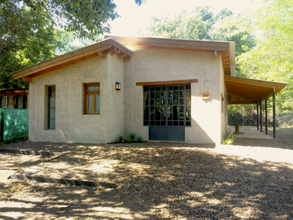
left=222, top=132, right=235, bottom=145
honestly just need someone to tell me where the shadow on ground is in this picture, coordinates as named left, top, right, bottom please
left=0, top=141, right=293, bottom=219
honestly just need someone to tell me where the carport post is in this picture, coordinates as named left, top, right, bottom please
left=257, top=104, right=259, bottom=130
left=260, top=102, right=262, bottom=132
left=273, top=90, right=276, bottom=138
left=265, top=99, right=268, bottom=135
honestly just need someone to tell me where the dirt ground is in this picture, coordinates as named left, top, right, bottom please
left=0, top=139, right=293, bottom=220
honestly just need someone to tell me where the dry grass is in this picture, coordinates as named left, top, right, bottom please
left=0, top=141, right=293, bottom=219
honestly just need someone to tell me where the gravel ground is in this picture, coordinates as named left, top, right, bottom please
left=0, top=141, right=293, bottom=219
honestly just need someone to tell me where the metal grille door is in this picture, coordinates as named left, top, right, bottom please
left=143, top=84, right=191, bottom=141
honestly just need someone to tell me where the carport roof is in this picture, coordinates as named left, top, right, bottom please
left=225, top=76, right=288, bottom=104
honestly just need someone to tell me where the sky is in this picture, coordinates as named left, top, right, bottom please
left=108, top=0, right=261, bottom=36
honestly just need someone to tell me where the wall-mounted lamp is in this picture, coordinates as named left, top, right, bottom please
left=115, top=82, right=121, bottom=91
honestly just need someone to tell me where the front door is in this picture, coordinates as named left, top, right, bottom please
left=143, top=84, right=191, bottom=141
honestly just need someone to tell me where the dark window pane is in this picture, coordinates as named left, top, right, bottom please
left=161, top=87, right=166, bottom=90
left=50, top=108, right=55, bottom=118
left=186, top=85, right=191, bottom=89
left=150, top=99, right=154, bottom=105
left=168, top=98, right=172, bottom=105
left=88, top=95, right=93, bottom=112
left=179, top=98, right=184, bottom=105
left=150, top=121, right=155, bottom=125
left=48, top=86, right=56, bottom=130
left=167, top=107, right=172, bottom=120
left=155, top=91, right=160, bottom=100
left=161, top=91, right=166, bottom=98
left=155, top=107, right=160, bottom=120
left=144, top=87, right=148, bottom=92
left=186, top=106, right=191, bottom=120
left=88, top=86, right=100, bottom=91
left=168, top=121, right=172, bottom=126
left=150, top=91, right=154, bottom=98
left=144, top=121, right=149, bottom=126
left=173, top=86, right=178, bottom=90
left=155, top=87, right=160, bottom=91
left=179, top=86, right=184, bottom=90
left=179, top=121, right=184, bottom=126
left=173, top=106, right=179, bottom=120
left=179, top=106, right=184, bottom=113
left=150, top=87, right=154, bottom=91
left=49, top=119, right=55, bottom=130
left=144, top=107, right=149, bottom=120
left=186, top=121, right=191, bottom=126
left=144, top=91, right=149, bottom=106
left=167, top=86, right=172, bottom=90
left=173, top=121, right=178, bottom=126
left=186, top=90, right=191, bottom=105
left=49, top=98, right=55, bottom=107
left=155, top=121, right=160, bottom=125
left=161, top=121, right=166, bottom=125
left=173, top=91, right=178, bottom=104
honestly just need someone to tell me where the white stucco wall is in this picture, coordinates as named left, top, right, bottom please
left=29, top=55, right=124, bottom=143
left=124, top=47, right=222, bottom=144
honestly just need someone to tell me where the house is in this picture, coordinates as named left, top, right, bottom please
left=12, top=36, right=287, bottom=144
left=0, top=89, right=29, bottom=109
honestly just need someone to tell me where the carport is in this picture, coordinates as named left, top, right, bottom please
left=225, top=76, right=288, bottom=138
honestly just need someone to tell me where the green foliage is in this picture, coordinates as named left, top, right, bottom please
left=237, top=0, right=293, bottom=113
left=145, top=7, right=255, bottom=76
left=222, top=131, right=235, bottom=145
left=0, top=0, right=142, bottom=90
left=114, top=135, right=124, bottom=143
left=147, top=6, right=216, bottom=40
left=127, top=132, right=136, bottom=143
left=114, top=128, right=143, bottom=143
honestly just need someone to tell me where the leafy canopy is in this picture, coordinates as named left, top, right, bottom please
left=145, top=7, right=255, bottom=76
left=237, top=0, right=293, bottom=113
left=0, top=0, right=142, bottom=89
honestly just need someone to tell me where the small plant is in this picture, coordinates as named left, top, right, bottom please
left=113, top=128, right=143, bottom=143
left=222, top=131, right=235, bottom=145
left=114, top=135, right=124, bottom=143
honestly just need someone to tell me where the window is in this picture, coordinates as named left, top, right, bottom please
left=15, top=96, right=23, bottom=109
left=84, top=83, right=100, bottom=114
left=46, top=86, right=56, bottom=130
left=1, top=96, right=7, bottom=108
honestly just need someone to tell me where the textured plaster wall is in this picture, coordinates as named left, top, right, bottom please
left=29, top=55, right=123, bottom=143
left=106, top=54, right=125, bottom=142
left=124, top=47, right=222, bottom=144
left=220, top=56, right=228, bottom=141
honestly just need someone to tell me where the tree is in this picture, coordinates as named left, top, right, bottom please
left=0, top=0, right=142, bottom=89
left=146, top=7, right=255, bottom=76
left=147, top=6, right=215, bottom=40
left=237, top=0, right=293, bottom=113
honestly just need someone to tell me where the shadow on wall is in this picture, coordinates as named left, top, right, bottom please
left=186, top=118, right=216, bottom=147
left=0, top=142, right=292, bottom=219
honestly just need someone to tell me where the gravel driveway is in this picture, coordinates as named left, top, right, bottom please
left=0, top=141, right=293, bottom=219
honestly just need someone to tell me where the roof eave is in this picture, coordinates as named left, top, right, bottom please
left=13, top=38, right=133, bottom=80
